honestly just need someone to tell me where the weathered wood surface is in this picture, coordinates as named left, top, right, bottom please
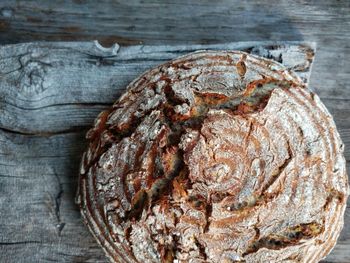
left=0, top=41, right=343, bottom=263
left=0, top=1, right=349, bottom=262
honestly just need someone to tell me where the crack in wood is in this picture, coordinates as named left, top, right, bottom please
left=53, top=171, right=65, bottom=236
left=0, top=126, right=89, bottom=136
left=0, top=241, right=42, bottom=246
left=1, top=101, right=113, bottom=111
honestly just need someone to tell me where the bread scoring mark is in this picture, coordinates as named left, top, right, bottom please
left=243, top=222, right=325, bottom=256
left=236, top=54, right=247, bottom=80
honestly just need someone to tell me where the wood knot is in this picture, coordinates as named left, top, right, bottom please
left=18, top=60, right=49, bottom=95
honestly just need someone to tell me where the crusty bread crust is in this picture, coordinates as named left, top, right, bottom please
left=77, top=51, right=348, bottom=263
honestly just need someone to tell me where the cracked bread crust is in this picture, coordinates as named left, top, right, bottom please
left=76, top=51, right=348, bottom=263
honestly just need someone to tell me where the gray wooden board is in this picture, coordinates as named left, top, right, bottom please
left=0, top=41, right=348, bottom=263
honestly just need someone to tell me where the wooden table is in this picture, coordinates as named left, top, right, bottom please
left=0, top=1, right=349, bottom=262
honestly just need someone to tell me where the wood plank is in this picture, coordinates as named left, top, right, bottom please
left=0, top=41, right=314, bottom=134
left=0, top=129, right=349, bottom=262
left=0, top=41, right=348, bottom=263
left=0, top=1, right=349, bottom=45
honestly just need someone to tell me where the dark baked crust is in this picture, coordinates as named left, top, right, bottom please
left=76, top=51, right=348, bottom=263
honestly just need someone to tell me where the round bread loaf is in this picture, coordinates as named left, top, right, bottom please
left=76, top=51, right=348, bottom=263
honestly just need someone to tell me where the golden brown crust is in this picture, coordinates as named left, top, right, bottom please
left=77, top=51, right=348, bottom=263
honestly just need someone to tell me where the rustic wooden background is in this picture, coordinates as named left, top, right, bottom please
left=0, top=1, right=349, bottom=263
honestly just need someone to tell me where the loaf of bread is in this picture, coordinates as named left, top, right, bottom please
left=76, top=51, right=348, bottom=263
